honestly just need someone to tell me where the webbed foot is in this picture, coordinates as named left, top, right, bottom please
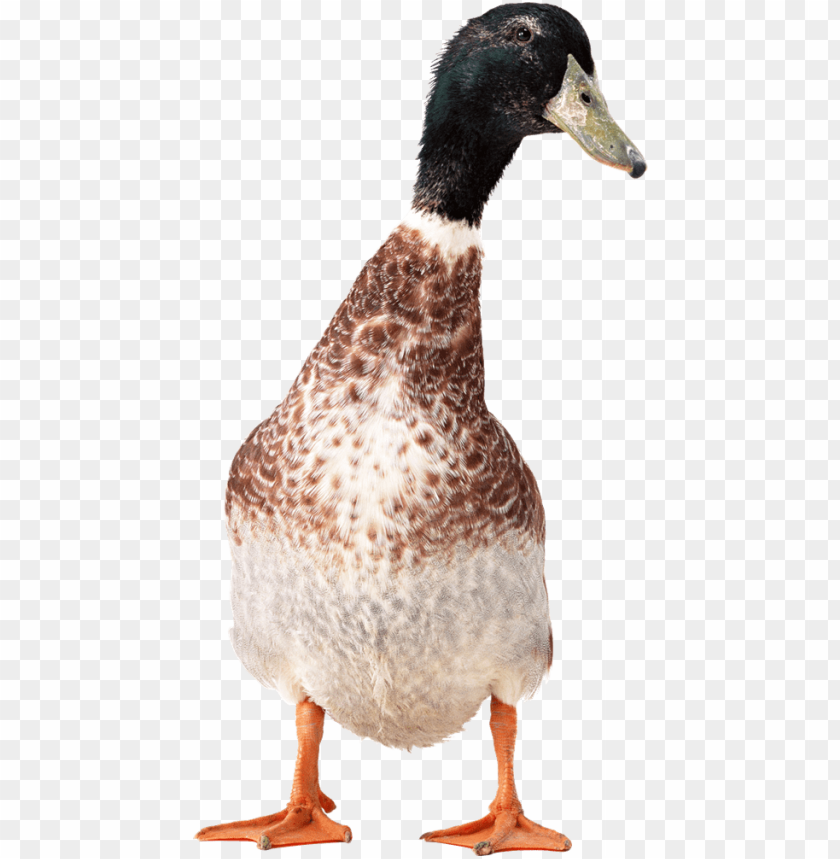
left=421, top=808, right=570, bottom=854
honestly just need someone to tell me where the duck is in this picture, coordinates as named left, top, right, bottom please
left=196, top=3, right=645, bottom=854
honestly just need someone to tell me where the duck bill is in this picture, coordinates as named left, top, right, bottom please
left=543, top=54, right=646, bottom=178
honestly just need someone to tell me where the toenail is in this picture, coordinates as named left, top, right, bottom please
left=565, top=839, right=572, bottom=849
left=259, top=835, right=271, bottom=850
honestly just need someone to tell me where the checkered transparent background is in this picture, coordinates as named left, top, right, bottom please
left=1, top=1, right=837, bottom=857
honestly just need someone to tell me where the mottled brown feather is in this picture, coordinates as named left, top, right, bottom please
left=226, top=224, right=546, bottom=570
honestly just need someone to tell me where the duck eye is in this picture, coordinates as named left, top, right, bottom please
left=516, top=27, right=531, bottom=42
left=580, top=92, right=591, bottom=104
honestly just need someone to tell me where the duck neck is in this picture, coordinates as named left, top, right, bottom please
left=412, top=126, right=522, bottom=228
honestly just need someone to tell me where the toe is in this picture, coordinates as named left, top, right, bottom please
left=421, top=812, right=496, bottom=843
left=318, top=790, right=337, bottom=813
left=194, top=810, right=290, bottom=843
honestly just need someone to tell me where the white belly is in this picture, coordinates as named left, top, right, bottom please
left=228, top=535, right=551, bottom=750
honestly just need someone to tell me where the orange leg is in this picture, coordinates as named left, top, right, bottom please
left=195, top=700, right=352, bottom=850
left=421, top=696, right=571, bottom=854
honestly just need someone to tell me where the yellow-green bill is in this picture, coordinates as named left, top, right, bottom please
left=543, top=54, right=646, bottom=178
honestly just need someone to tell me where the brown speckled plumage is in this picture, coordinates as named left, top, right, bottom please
left=226, top=223, right=545, bottom=570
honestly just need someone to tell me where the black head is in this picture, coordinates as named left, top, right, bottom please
left=413, top=4, right=644, bottom=226
left=426, top=3, right=595, bottom=144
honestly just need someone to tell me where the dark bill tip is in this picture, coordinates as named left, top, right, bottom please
left=627, top=148, right=646, bottom=178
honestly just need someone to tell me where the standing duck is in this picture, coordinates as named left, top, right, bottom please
left=196, top=3, right=645, bottom=854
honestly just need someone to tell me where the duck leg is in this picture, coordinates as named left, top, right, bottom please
left=195, top=700, right=352, bottom=850
left=421, top=696, right=571, bottom=854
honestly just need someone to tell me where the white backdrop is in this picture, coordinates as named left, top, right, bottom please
left=1, top=1, right=836, bottom=857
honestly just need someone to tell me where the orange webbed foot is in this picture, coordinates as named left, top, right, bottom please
left=195, top=798, right=351, bottom=849
left=421, top=808, right=571, bottom=854
left=195, top=701, right=351, bottom=849
left=421, top=697, right=572, bottom=854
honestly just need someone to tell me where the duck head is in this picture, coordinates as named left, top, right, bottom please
left=413, top=2, right=646, bottom=226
